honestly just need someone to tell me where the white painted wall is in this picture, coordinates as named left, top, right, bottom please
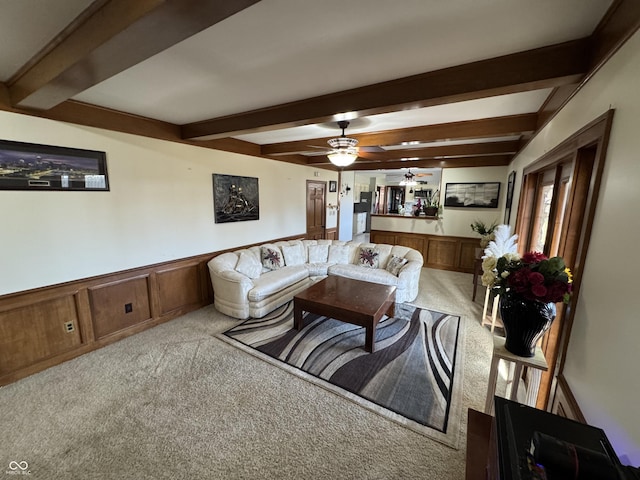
left=0, top=110, right=337, bottom=295
left=338, top=170, right=355, bottom=241
left=510, top=29, right=640, bottom=465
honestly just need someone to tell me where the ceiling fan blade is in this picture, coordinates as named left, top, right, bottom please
left=359, top=145, right=385, bottom=153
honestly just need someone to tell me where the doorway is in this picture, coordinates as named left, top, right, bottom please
left=387, top=186, right=405, bottom=213
left=306, top=180, right=326, bottom=240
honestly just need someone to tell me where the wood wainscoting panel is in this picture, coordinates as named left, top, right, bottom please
left=156, top=263, right=202, bottom=316
left=425, top=237, right=458, bottom=268
left=370, top=230, right=478, bottom=273
left=370, top=231, right=397, bottom=245
left=459, top=239, right=481, bottom=271
left=0, top=293, right=82, bottom=376
left=395, top=234, right=425, bottom=253
left=89, top=276, right=152, bottom=340
left=0, top=231, right=327, bottom=385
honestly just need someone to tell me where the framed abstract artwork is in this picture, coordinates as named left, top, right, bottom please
left=212, top=174, right=259, bottom=223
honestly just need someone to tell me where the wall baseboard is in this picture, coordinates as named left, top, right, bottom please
left=550, top=374, right=586, bottom=422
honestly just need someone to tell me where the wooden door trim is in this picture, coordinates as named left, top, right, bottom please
left=515, top=110, right=614, bottom=410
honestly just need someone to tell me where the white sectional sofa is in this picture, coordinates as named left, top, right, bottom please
left=207, top=239, right=423, bottom=319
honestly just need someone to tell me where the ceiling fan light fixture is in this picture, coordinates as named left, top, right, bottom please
left=399, top=170, right=417, bottom=186
left=327, top=120, right=358, bottom=167
left=327, top=149, right=358, bottom=167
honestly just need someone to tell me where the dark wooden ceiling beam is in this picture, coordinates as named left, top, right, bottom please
left=8, top=0, right=261, bottom=110
left=536, top=0, right=640, bottom=131
left=181, top=40, right=588, bottom=140
left=346, top=155, right=512, bottom=171
left=589, top=0, right=640, bottom=71
left=262, top=114, right=536, bottom=155
left=304, top=140, right=520, bottom=165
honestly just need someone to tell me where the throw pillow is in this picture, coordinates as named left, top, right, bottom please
left=358, top=247, right=380, bottom=268
left=386, top=255, right=408, bottom=276
left=308, top=244, right=329, bottom=263
left=235, top=251, right=262, bottom=279
left=328, top=244, right=350, bottom=264
left=261, top=245, right=284, bottom=270
left=281, top=244, right=305, bottom=266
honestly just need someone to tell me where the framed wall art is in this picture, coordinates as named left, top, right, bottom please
left=444, top=182, right=501, bottom=208
left=504, top=171, right=516, bottom=223
left=212, top=174, right=259, bottom=223
left=0, top=139, right=108, bottom=191
left=329, top=180, right=337, bottom=192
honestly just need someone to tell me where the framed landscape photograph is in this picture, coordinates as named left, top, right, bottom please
left=213, top=174, right=259, bottom=223
left=0, top=139, right=108, bottom=191
left=444, top=182, right=500, bottom=208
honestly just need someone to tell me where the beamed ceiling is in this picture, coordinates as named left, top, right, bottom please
left=0, top=0, right=639, bottom=172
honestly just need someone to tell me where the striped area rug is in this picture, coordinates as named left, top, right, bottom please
left=218, top=301, right=465, bottom=448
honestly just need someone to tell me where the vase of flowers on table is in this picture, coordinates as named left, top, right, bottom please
left=482, top=250, right=573, bottom=357
left=470, top=219, right=498, bottom=247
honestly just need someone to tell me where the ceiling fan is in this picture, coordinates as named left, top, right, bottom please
left=307, top=120, right=384, bottom=167
left=400, top=170, right=417, bottom=186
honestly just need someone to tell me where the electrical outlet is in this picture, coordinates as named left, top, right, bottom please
left=63, top=321, right=75, bottom=333
left=124, top=303, right=133, bottom=313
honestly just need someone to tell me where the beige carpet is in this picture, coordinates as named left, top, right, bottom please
left=0, top=268, right=496, bottom=479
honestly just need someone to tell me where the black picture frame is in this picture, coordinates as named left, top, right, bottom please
left=0, top=139, right=108, bottom=191
left=213, top=174, right=259, bottom=223
left=444, top=182, right=500, bottom=208
left=329, top=180, right=337, bottom=192
left=504, top=171, right=516, bottom=223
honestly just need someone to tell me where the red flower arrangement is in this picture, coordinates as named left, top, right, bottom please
left=482, top=251, right=573, bottom=304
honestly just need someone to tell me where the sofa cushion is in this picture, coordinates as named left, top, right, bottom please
left=329, top=264, right=398, bottom=286
left=235, top=250, right=262, bottom=279
left=374, top=244, right=393, bottom=269
left=328, top=244, right=350, bottom=264
left=358, top=247, right=379, bottom=268
left=308, top=244, right=329, bottom=263
left=305, top=263, right=330, bottom=277
left=386, top=255, right=408, bottom=276
left=261, top=245, right=284, bottom=270
left=301, top=240, right=317, bottom=262
left=248, top=266, right=309, bottom=302
left=281, top=243, right=305, bottom=266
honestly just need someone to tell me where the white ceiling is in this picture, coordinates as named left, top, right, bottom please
left=0, top=0, right=617, bottom=168
left=71, top=0, right=610, bottom=126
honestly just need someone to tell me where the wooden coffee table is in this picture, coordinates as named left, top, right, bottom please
left=293, top=276, right=396, bottom=353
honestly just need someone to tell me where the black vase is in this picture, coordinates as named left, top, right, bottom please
left=499, top=292, right=556, bottom=357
